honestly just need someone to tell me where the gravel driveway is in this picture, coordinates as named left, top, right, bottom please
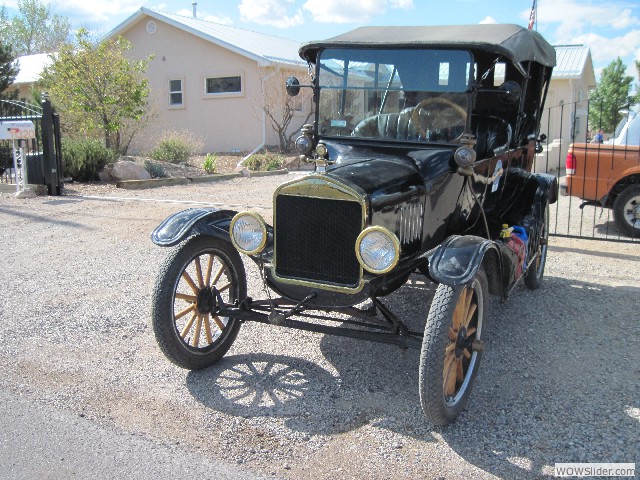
left=0, top=175, right=638, bottom=479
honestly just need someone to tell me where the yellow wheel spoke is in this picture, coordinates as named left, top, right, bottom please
left=192, top=315, right=203, bottom=347
left=203, top=315, right=213, bottom=344
left=464, top=303, right=477, bottom=328
left=204, top=254, right=214, bottom=286
left=175, top=303, right=196, bottom=321
left=211, top=264, right=225, bottom=286
left=456, top=357, right=464, bottom=382
left=182, top=271, right=199, bottom=294
left=465, top=327, right=477, bottom=338
left=443, top=355, right=457, bottom=397
left=448, top=326, right=457, bottom=341
left=217, top=282, right=231, bottom=293
left=452, top=301, right=463, bottom=330
left=463, top=348, right=471, bottom=360
left=195, top=257, right=205, bottom=288
left=175, top=293, right=197, bottom=302
left=180, top=311, right=198, bottom=338
left=463, top=287, right=474, bottom=320
left=213, top=315, right=226, bottom=330
left=445, top=342, right=456, bottom=353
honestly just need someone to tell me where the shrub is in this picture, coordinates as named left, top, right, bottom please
left=62, top=138, right=117, bottom=181
left=202, top=153, right=217, bottom=174
left=143, top=160, right=167, bottom=178
left=244, top=152, right=284, bottom=171
left=151, top=130, right=204, bottom=164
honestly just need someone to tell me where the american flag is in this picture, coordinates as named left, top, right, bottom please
left=528, top=0, right=536, bottom=29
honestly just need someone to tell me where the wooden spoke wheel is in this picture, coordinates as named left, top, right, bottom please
left=525, top=202, right=549, bottom=290
left=419, top=268, right=488, bottom=425
left=152, top=235, right=246, bottom=370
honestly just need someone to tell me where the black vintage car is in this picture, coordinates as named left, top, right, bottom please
left=151, top=24, right=557, bottom=425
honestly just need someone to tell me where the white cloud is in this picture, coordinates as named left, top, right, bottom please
left=526, top=0, right=640, bottom=38
left=49, top=0, right=141, bottom=23
left=479, top=16, right=497, bottom=25
left=302, top=0, right=413, bottom=24
left=569, top=29, right=640, bottom=64
left=238, top=0, right=304, bottom=28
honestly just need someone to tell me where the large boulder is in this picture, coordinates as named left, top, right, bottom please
left=101, top=159, right=151, bottom=182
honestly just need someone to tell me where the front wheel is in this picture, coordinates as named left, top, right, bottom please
left=419, top=268, right=488, bottom=425
left=151, top=235, right=247, bottom=370
left=612, top=185, right=640, bottom=238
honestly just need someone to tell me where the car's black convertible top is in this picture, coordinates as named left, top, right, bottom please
left=299, top=24, right=556, bottom=69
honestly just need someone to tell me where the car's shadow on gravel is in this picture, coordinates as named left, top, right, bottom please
left=185, top=275, right=439, bottom=440
left=186, top=274, right=639, bottom=477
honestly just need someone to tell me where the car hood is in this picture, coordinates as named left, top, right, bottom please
left=324, top=141, right=454, bottom=195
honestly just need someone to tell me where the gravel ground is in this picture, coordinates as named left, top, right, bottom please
left=0, top=174, right=638, bottom=479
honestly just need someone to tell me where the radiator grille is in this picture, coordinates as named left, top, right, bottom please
left=275, top=195, right=362, bottom=286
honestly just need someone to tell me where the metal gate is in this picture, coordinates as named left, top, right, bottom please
left=0, top=97, right=63, bottom=195
left=533, top=99, right=639, bottom=243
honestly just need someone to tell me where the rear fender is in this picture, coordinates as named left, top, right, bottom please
left=531, top=172, right=558, bottom=205
left=151, top=208, right=238, bottom=247
left=428, top=235, right=504, bottom=297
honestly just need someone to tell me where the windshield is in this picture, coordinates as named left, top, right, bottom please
left=316, top=48, right=473, bottom=143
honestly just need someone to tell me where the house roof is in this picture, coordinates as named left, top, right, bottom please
left=104, top=8, right=306, bottom=68
left=553, top=45, right=595, bottom=86
left=13, top=53, right=53, bottom=85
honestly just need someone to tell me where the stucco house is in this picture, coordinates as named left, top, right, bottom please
left=104, top=7, right=311, bottom=155
left=535, top=44, right=596, bottom=171
left=7, top=53, right=52, bottom=101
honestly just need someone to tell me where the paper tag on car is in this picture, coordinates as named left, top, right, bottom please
left=492, top=160, right=503, bottom=192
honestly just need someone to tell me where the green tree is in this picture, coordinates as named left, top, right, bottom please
left=0, top=0, right=70, bottom=56
left=40, top=28, right=153, bottom=151
left=0, top=41, right=19, bottom=93
left=588, top=57, right=633, bottom=133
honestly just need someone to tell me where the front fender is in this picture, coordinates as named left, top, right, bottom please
left=428, top=235, right=502, bottom=290
left=151, top=208, right=238, bottom=247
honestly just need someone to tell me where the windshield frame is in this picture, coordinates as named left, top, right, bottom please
left=313, top=46, right=475, bottom=145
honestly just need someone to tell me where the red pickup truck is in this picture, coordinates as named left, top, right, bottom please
left=565, top=109, right=640, bottom=237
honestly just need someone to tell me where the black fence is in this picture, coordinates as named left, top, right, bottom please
left=533, top=99, right=639, bottom=243
left=0, top=97, right=63, bottom=195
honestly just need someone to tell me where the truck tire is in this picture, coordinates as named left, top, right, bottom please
left=612, top=185, right=640, bottom=238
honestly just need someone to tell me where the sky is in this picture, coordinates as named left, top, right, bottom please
left=2, top=0, right=640, bottom=80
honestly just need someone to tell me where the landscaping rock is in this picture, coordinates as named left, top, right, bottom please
left=104, top=160, right=151, bottom=182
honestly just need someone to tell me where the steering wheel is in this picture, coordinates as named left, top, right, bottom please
left=411, top=97, right=467, bottom=140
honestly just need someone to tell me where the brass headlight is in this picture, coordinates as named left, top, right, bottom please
left=230, top=212, right=267, bottom=255
left=355, top=226, right=400, bottom=274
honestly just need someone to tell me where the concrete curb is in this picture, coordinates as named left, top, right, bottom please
left=188, top=173, right=241, bottom=184
left=116, top=177, right=190, bottom=190
left=246, top=169, right=289, bottom=177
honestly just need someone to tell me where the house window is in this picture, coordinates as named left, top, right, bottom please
left=204, top=75, right=242, bottom=96
left=168, top=79, right=183, bottom=106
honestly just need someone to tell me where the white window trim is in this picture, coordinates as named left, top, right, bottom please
left=167, top=77, right=185, bottom=109
left=203, top=72, right=244, bottom=99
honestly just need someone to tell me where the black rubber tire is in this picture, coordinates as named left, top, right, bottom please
left=612, top=185, right=640, bottom=238
left=151, top=235, right=246, bottom=370
left=419, top=268, right=488, bottom=425
left=525, top=202, right=549, bottom=290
